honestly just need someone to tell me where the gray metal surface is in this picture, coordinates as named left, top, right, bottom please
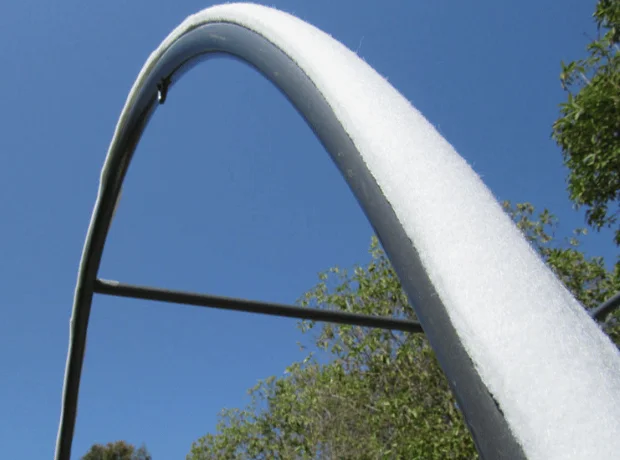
left=591, top=292, right=620, bottom=321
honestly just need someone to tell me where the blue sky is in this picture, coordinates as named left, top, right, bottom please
left=0, top=0, right=613, bottom=458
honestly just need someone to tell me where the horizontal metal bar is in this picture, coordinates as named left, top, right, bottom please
left=94, top=278, right=424, bottom=333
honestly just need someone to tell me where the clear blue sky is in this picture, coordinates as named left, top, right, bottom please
left=1, top=0, right=613, bottom=458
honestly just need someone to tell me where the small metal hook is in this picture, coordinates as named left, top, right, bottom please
left=157, top=77, right=170, bottom=104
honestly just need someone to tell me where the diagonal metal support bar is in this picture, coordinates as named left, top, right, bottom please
left=94, top=279, right=424, bottom=333
left=590, top=291, right=620, bottom=322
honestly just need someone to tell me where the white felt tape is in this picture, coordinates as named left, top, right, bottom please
left=115, top=4, right=620, bottom=459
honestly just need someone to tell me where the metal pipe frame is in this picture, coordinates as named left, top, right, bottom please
left=55, top=18, right=620, bottom=460
left=590, top=291, right=620, bottom=322
left=54, top=23, right=436, bottom=460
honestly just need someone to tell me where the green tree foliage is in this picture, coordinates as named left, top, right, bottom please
left=187, top=206, right=619, bottom=459
left=552, top=0, right=620, bottom=245
left=81, top=440, right=152, bottom=460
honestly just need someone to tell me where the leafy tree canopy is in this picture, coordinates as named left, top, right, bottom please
left=81, top=440, right=152, bottom=460
left=553, top=0, right=620, bottom=246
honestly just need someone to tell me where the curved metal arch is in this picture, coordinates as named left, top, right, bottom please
left=55, top=21, right=527, bottom=460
